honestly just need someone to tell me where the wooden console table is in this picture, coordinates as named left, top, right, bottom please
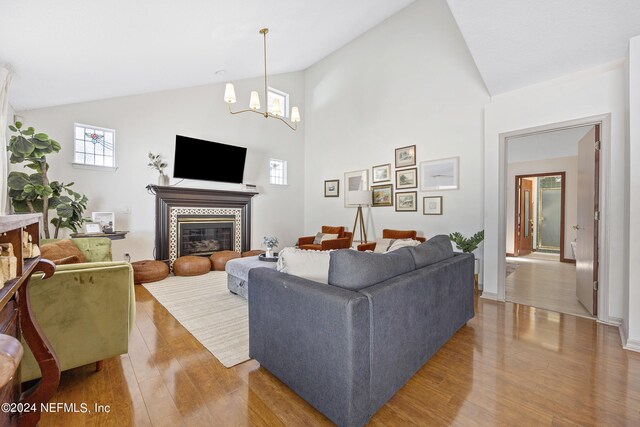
left=0, top=214, right=60, bottom=427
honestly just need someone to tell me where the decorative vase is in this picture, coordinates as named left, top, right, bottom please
left=265, top=247, right=274, bottom=258
left=158, top=173, right=169, bottom=186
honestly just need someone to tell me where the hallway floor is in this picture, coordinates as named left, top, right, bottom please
left=506, top=254, right=592, bottom=318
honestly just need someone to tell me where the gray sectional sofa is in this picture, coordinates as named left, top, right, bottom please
left=248, top=235, right=475, bottom=427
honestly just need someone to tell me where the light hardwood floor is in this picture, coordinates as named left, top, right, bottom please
left=38, top=285, right=639, bottom=426
left=506, top=254, right=591, bottom=318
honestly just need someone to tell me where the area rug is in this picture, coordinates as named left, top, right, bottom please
left=143, top=271, right=249, bottom=368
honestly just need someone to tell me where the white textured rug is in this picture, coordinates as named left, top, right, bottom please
left=143, top=271, right=249, bottom=368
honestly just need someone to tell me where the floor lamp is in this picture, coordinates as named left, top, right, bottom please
left=349, top=190, right=372, bottom=245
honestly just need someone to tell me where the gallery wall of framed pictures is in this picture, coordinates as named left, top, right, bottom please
left=328, top=144, right=459, bottom=216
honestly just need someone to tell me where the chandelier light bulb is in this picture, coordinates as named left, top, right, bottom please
left=272, top=98, right=282, bottom=116
left=224, top=83, right=236, bottom=104
left=249, top=91, right=261, bottom=110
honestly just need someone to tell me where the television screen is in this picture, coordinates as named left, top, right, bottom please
left=173, top=135, right=247, bottom=184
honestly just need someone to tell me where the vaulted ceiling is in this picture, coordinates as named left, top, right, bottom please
left=3, top=1, right=640, bottom=110
left=447, top=0, right=640, bottom=95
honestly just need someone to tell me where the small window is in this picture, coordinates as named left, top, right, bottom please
left=73, top=123, right=115, bottom=167
left=269, top=159, right=287, bottom=185
left=267, top=87, right=289, bottom=118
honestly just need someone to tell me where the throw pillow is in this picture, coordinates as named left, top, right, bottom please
left=387, top=238, right=421, bottom=252
left=312, top=232, right=324, bottom=245
left=51, top=255, right=82, bottom=265
left=320, top=233, right=338, bottom=242
left=41, top=239, right=87, bottom=264
left=409, top=235, right=454, bottom=269
left=277, top=247, right=331, bottom=284
left=374, top=238, right=395, bottom=253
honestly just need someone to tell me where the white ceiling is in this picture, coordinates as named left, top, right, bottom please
left=0, top=0, right=414, bottom=110
left=447, top=0, right=640, bottom=95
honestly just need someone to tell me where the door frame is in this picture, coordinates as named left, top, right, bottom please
left=514, top=172, right=568, bottom=262
left=493, top=114, right=610, bottom=323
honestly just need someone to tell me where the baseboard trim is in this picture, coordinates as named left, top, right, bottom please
left=480, top=291, right=498, bottom=301
left=618, top=322, right=640, bottom=353
left=561, top=258, right=576, bottom=264
left=506, top=253, right=515, bottom=257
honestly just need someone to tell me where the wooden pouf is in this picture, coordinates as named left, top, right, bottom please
left=173, top=256, right=211, bottom=277
left=242, top=250, right=265, bottom=257
left=132, top=260, right=169, bottom=284
left=210, top=251, right=241, bottom=271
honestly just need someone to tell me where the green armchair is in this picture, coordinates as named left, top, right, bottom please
left=20, top=238, right=135, bottom=381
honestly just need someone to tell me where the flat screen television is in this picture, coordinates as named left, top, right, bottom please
left=173, top=135, right=247, bottom=184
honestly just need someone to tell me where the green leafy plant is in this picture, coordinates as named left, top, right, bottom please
left=148, top=152, right=168, bottom=175
left=449, top=230, right=484, bottom=253
left=6, top=121, right=88, bottom=238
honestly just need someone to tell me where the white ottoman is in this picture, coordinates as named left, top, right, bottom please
left=225, top=256, right=277, bottom=299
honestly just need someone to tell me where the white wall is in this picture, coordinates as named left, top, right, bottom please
left=506, top=156, right=578, bottom=259
left=15, top=72, right=306, bottom=261
left=304, top=0, right=489, bottom=276
left=626, top=35, right=640, bottom=349
left=484, top=60, right=627, bottom=323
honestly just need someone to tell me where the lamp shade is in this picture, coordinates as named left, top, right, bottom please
left=348, top=190, right=372, bottom=206
left=291, top=106, right=301, bottom=123
left=249, top=91, right=261, bottom=110
left=224, top=83, right=236, bottom=103
left=272, top=98, right=282, bottom=116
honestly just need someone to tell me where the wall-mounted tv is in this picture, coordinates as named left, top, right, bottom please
left=173, top=135, right=247, bottom=184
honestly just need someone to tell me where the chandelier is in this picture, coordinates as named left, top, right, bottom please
left=223, top=28, right=301, bottom=131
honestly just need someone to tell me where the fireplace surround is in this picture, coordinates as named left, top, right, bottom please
left=150, top=185, right=258, bottom=265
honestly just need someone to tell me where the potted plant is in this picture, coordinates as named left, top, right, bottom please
left=263, top=236, right=279, bottom=258
left=6, top=122, right=88, bottom=238
left=449, top=230, right=484, bottom=287
left=148, top=152, right=169, bottom=186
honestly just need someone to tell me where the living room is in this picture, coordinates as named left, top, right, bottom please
left=1, top=0, right=640, bottom=426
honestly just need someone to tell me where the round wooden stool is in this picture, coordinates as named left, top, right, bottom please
left=132, top=260, right=169, bottom=284
left=210, top=251, right=241, bottom=271
left=173, top=256, right=211, bottom=276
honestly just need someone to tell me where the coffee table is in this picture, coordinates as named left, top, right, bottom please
left=225, top=256, right=277, bottom=299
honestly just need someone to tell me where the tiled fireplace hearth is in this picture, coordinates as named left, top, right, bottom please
left=150, top=185, right=258, bottom=266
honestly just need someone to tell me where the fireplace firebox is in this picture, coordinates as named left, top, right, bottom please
left=177, top=216, right=235, bottom=257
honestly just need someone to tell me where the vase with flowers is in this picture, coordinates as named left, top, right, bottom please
left=263, top=236, right=279, bottom=258
left=148, top=152, right=169, bottom=186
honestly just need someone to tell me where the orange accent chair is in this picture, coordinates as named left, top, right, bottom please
left=357, top=229, right=426, bottom=251
left=298, top=226, right=353, bottom=251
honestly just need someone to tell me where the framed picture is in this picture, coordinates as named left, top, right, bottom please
left=371, top=184, right=393, bottom=207
left=423, top=196, right=443, bottom=215
left=372, top=163, right=391, bottom=183
left=92, top=211, right=115, bottom=232
left=344, top=169, right=369, bottom=207
left=395, top=167, right=418, bottom=189
left=395, top=145, right=416, bottom=168
left=84, top=222, right=102, bottom=234
left=395, top=191, right=417, bottom=212
left=419, top=157, right=459, bottom=191
left=324, top=179, right=339, bottom=197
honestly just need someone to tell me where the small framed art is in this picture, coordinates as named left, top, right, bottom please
left=371, top=184, right=393, bottom=207
left=344, top=169, right=369, bottom=207
left=372, top=164, right=391, bottom=183
left=395, top=145, right=416, bottom=168
left=395, top=191, right=417, bottom=212
left=395, top=167, right=417, bottom=189
left=92, top=211, right=115, bottom=232
left=84, top=222, right=102, bottom=234
left=419, top=157, right=459, bottom=191
left=423, top=196, right=443, bottom=215
left=324, top=179, right=339, bottom=197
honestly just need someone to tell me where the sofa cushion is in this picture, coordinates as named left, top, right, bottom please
left=373, top=238, right=394, bottom=253
left=328, top=248, right=415, bottom=291
left=387, top=238, right=422, bottom=252
left=383, top=229, right=417, bottom=239
left=277, top=247, right=331, bottom=284
left=71, top=237, right=112, bottom=262
left=408, top=234, right=454, bottom=269
left=53, top=255, right=83, bottom=266
left=41, top=239, right=87, bottom=264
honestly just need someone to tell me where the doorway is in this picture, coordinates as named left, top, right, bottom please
left=504, top=124, right=600, bottom=318
left=514, top=172, right=566, bottom=260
